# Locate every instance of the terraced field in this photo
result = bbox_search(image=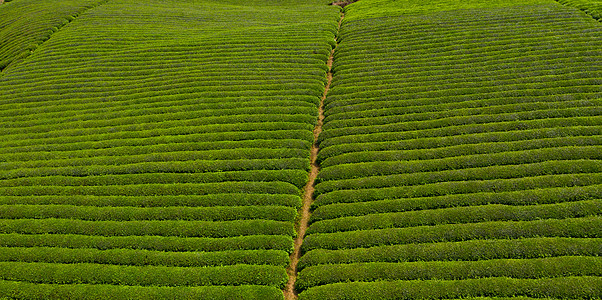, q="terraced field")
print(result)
[1,0,601,299]
[298,0,602,299]
[0,0,339,298]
